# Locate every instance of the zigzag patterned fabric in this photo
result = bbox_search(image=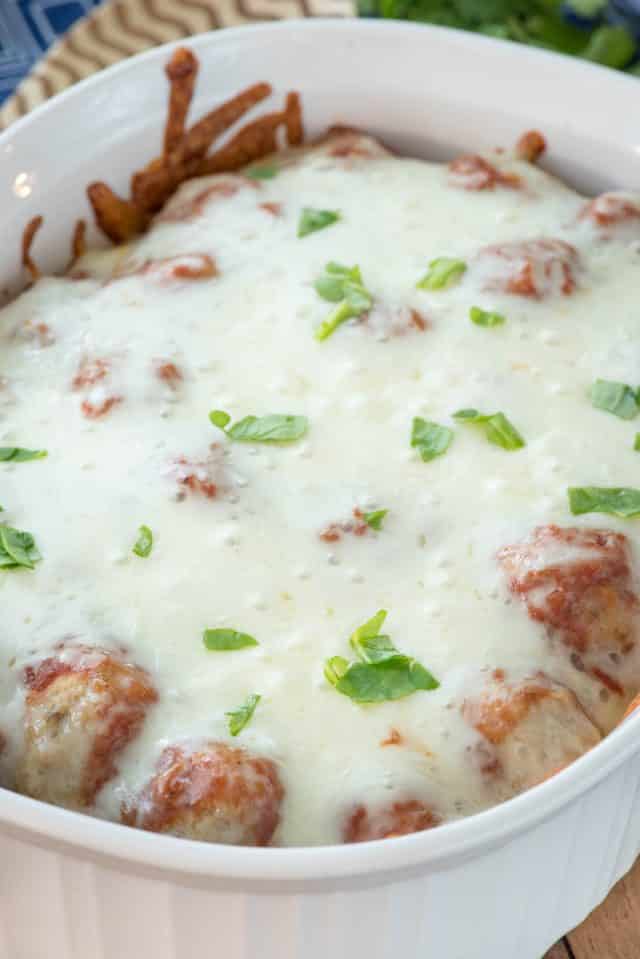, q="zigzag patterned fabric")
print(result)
[0,0,352,129]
